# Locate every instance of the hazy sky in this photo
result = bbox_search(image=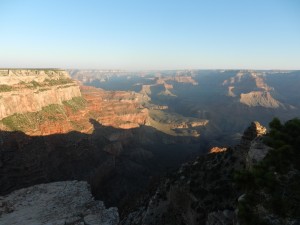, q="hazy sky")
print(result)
[0,0,299,70]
